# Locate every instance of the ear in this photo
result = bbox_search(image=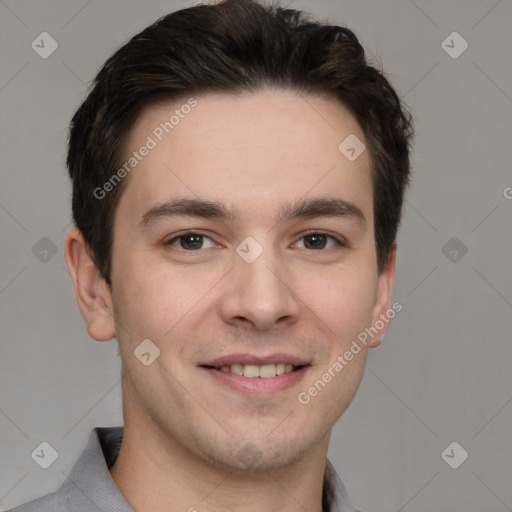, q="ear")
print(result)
[368,242,397,348]
[64,227,116,341]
